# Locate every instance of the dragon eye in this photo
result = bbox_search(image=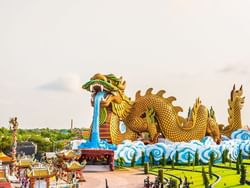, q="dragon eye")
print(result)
[140,112,146,118]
